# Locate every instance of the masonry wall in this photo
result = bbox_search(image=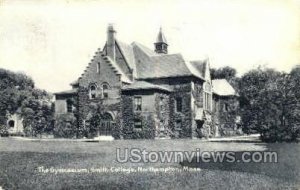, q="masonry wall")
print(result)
[144,77,194,138]
[55,94,77,115]
[154,92,171,138]
[121,90,157,139]
[77,51,124,137]
[192,79,213,138]
[212,95,241,136]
